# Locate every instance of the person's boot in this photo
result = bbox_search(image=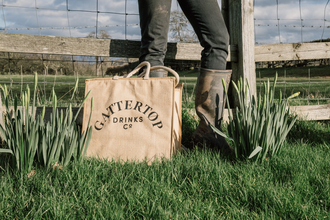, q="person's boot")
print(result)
[138,67,168,77]
[150,69,168,77]
[191,68,232,153]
